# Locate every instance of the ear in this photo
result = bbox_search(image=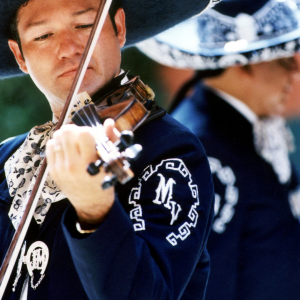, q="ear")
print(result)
[114,8,126,48]
[8,40,29,74]
[235,65,253,79]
